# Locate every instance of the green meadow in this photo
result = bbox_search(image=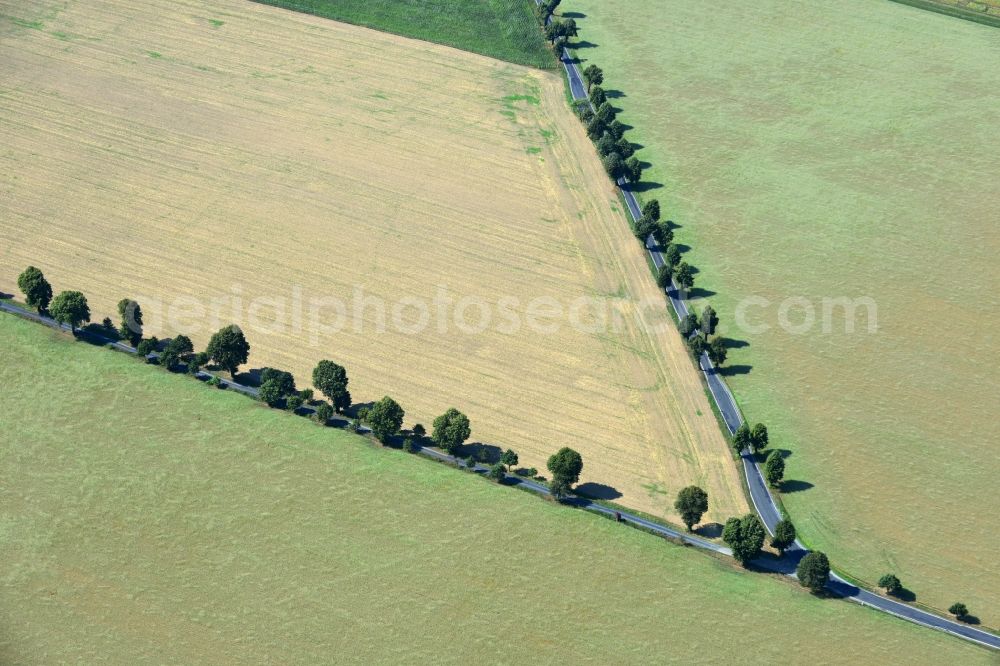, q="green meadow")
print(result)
[563,0,1000,626]
[0,313,990,662]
